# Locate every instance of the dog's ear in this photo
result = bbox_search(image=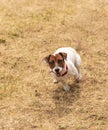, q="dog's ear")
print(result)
[59,52,67,59]
[43,55,51,63]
